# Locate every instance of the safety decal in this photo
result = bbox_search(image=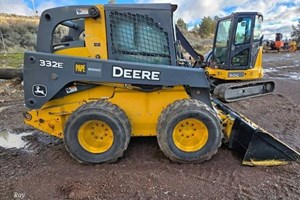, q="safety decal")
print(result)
[65,86,78,94]
[76,8,89,15]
